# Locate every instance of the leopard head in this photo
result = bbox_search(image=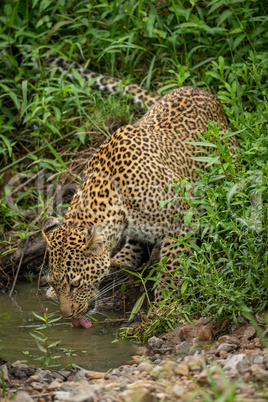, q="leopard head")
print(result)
[42,217,110,319]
